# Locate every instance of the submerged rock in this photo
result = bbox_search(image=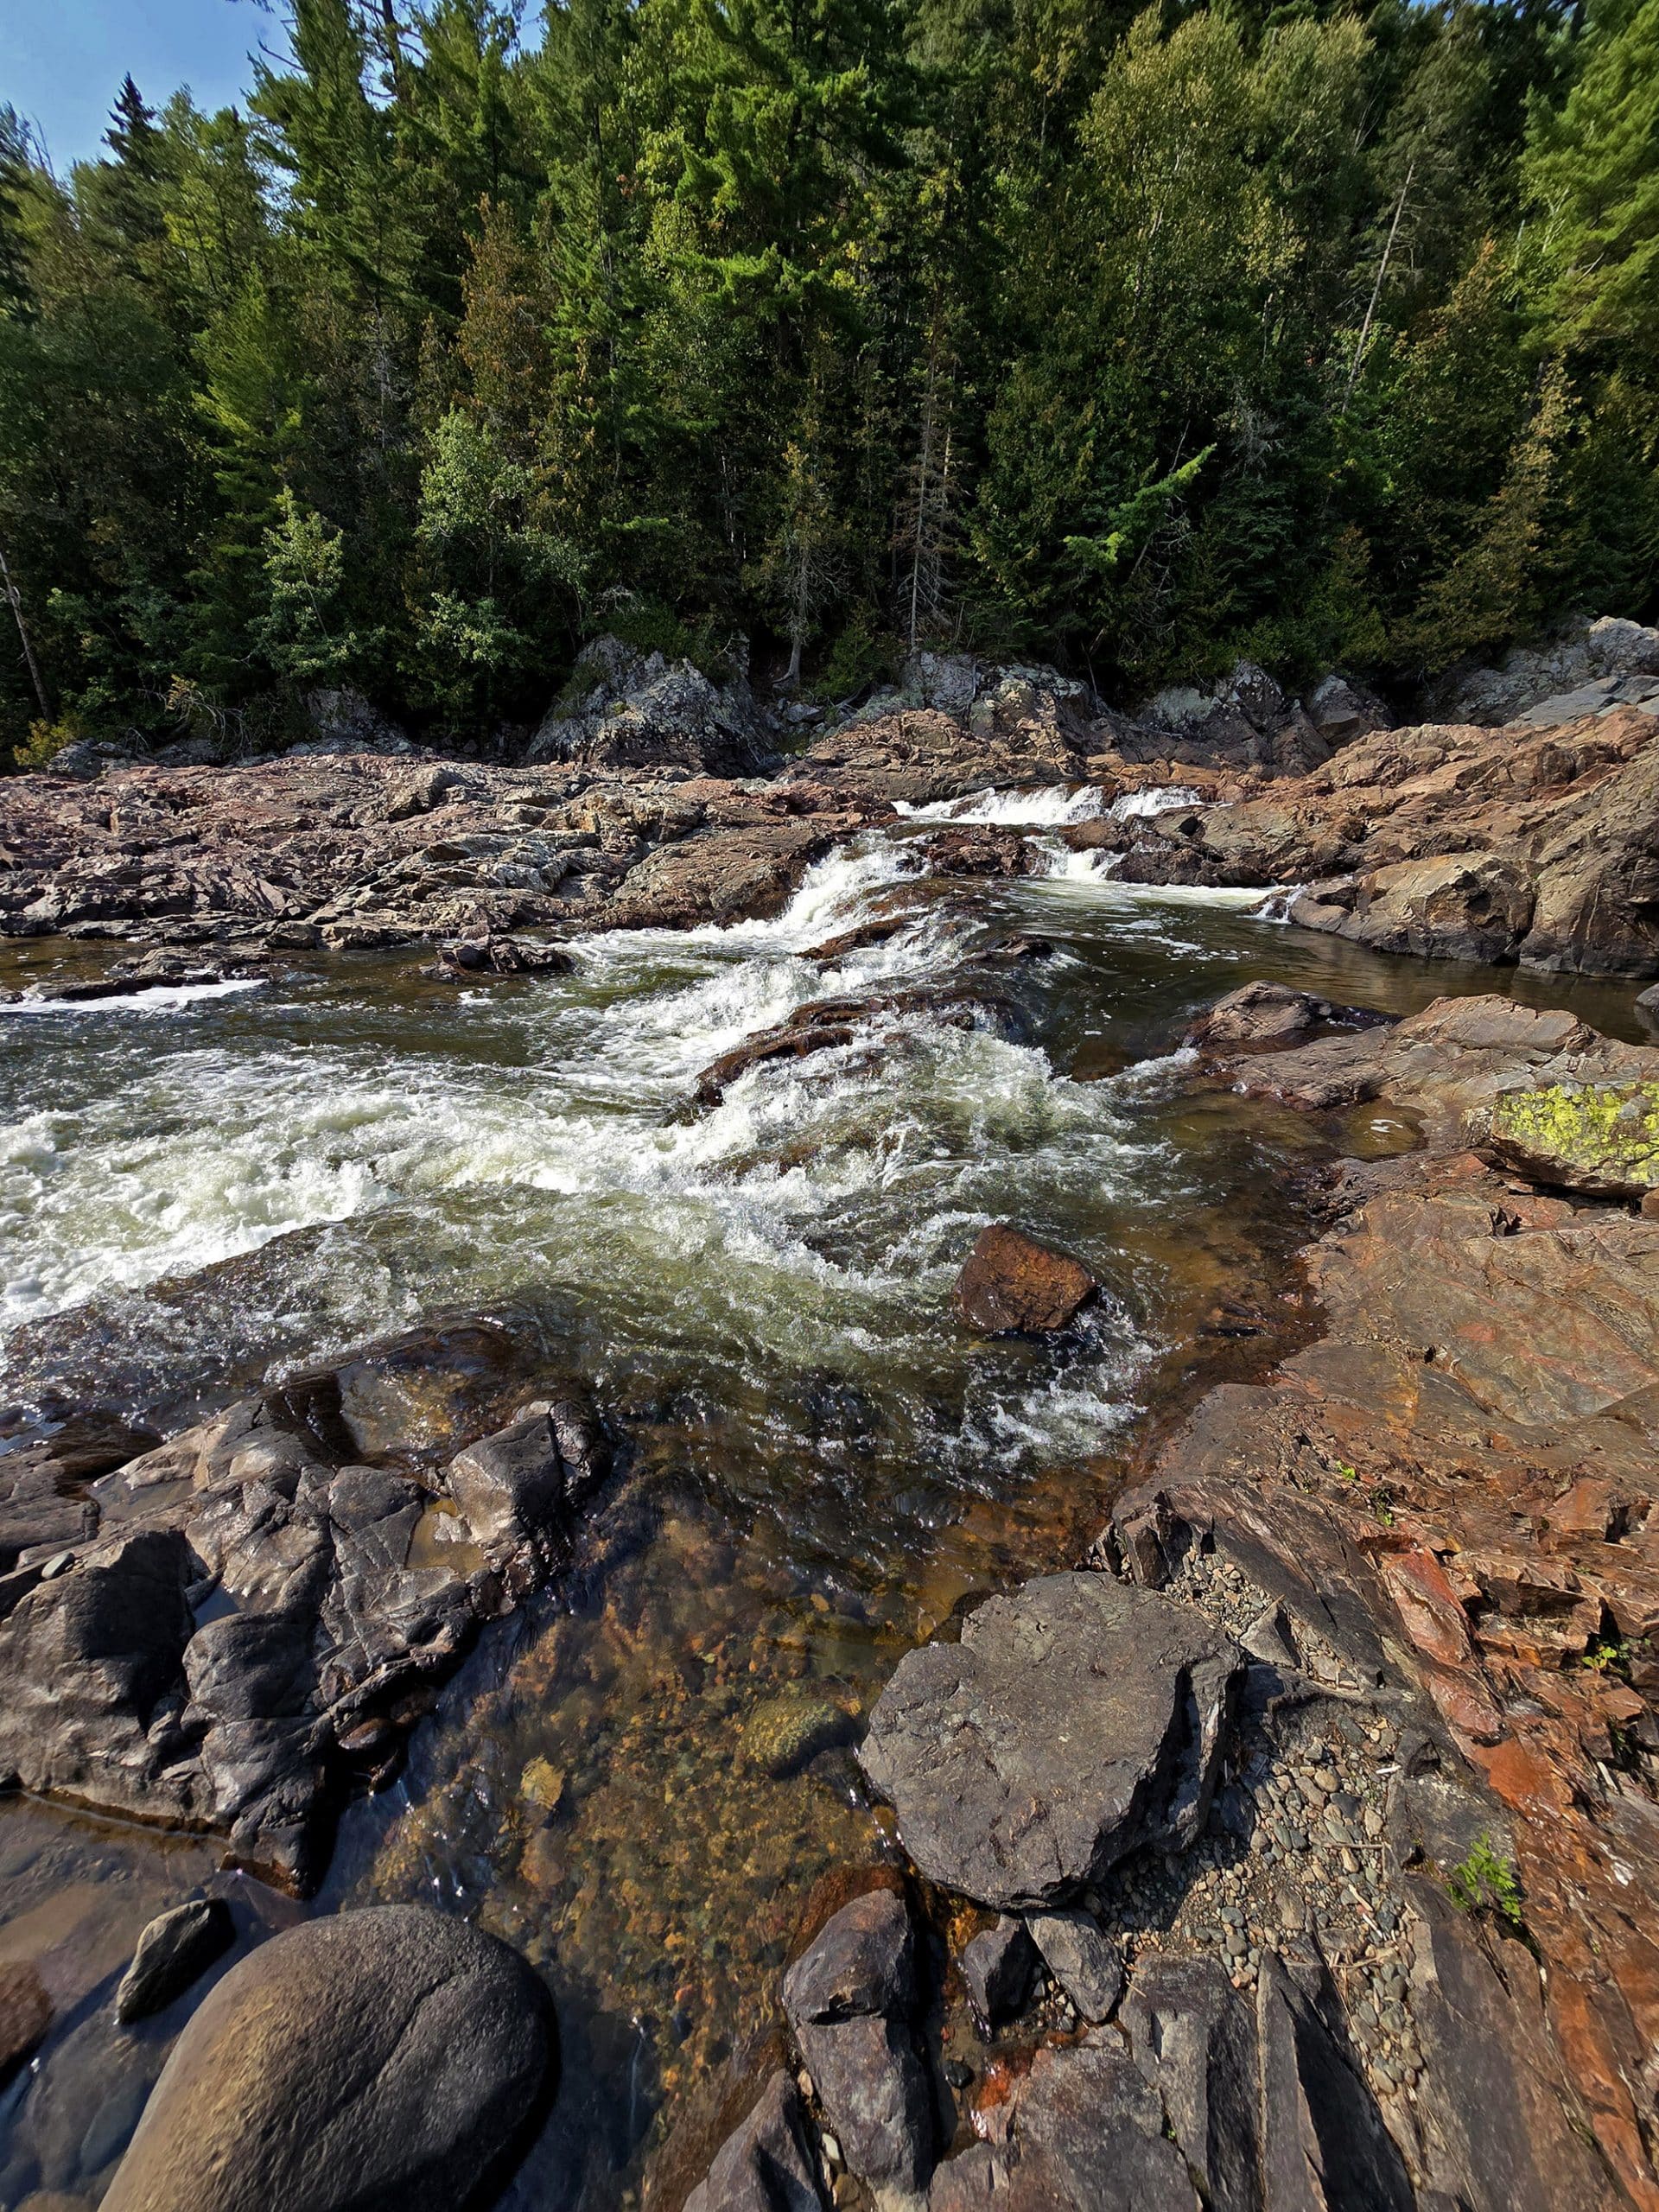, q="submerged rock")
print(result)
[0,1962,52,2078]
[954,1225,1097,1335]
[102,1906,553,2212]
[115,1898,235,2024]
[858,1573,1240,1910]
